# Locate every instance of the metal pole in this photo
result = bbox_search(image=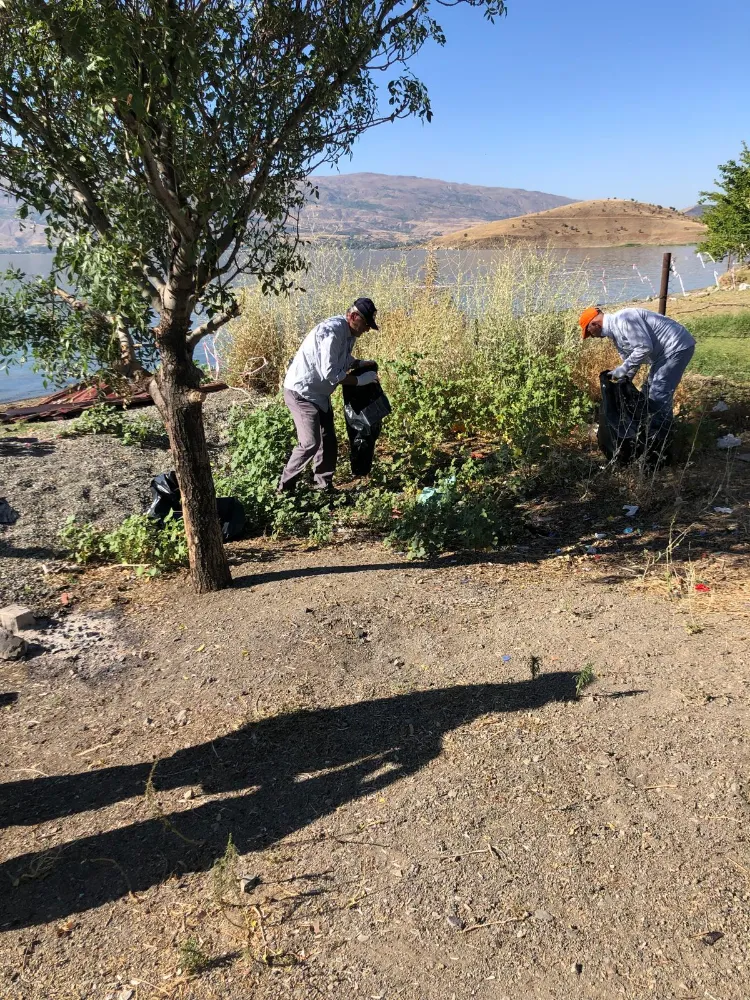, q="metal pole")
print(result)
[658,252,671,315]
